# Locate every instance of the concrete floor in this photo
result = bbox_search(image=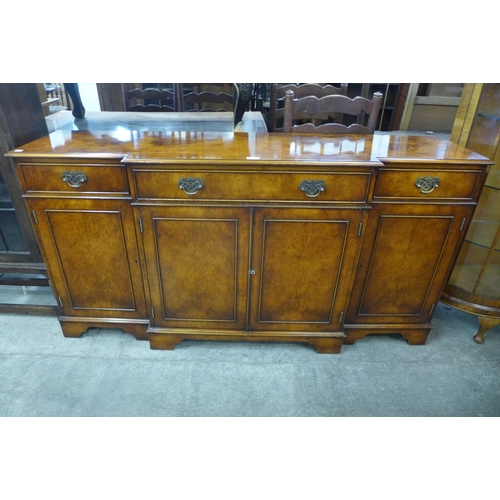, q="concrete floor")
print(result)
[0,286,499,416]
